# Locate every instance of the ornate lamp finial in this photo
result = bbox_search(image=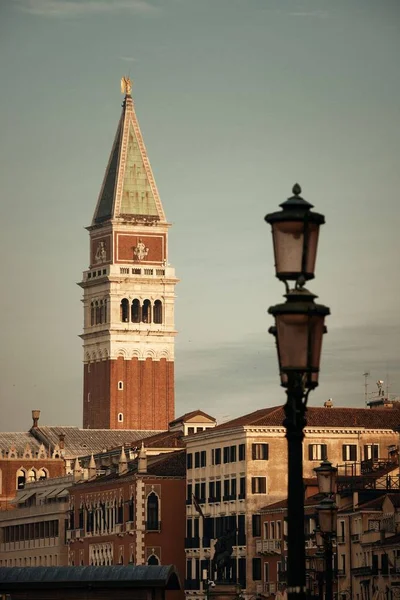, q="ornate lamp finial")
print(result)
[292,183,302,196]
[121,76,132,96]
